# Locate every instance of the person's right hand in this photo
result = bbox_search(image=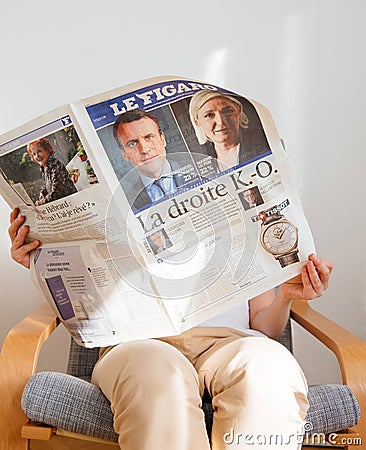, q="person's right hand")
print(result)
[8,208,40,269]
